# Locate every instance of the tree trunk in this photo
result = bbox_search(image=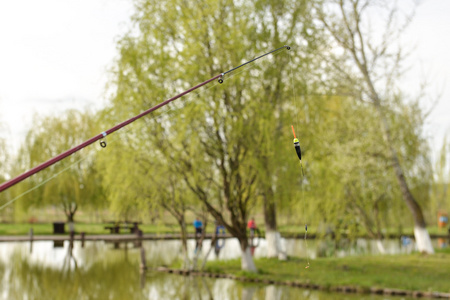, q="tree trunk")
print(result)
[414,226,434,254]
[241,247,257,272]
[201,228,218,270]
[263,189,277,254]
[192,217,207,270]
[66,212,75,233]
[394,163,434,253]
[374,102,434,254]
[320,0,435,255]
[374,201,386,254]
[237,234,257,272]
[376,239,386,254]
[265,230,287,260]
[178,217,190,269]
[64,202,77,234]
[263,188,286,259]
